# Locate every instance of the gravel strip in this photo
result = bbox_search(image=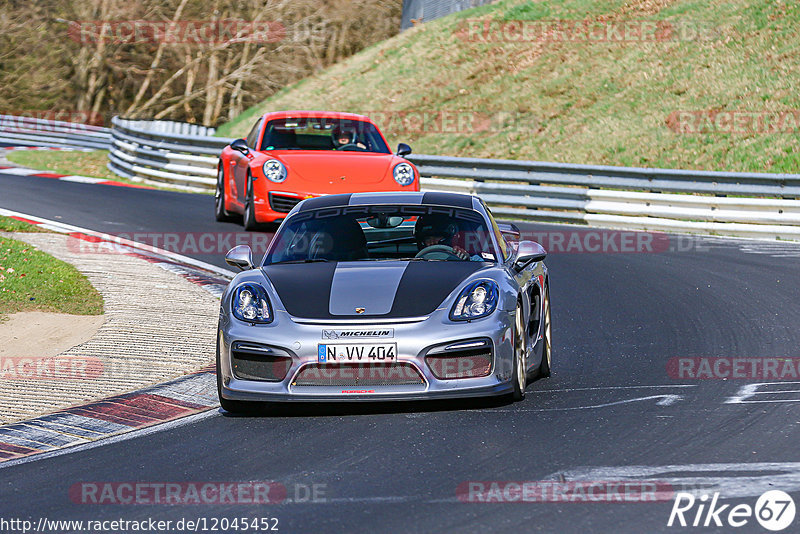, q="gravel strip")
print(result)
[0,232,219,423]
